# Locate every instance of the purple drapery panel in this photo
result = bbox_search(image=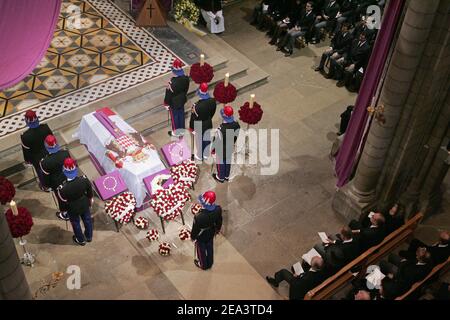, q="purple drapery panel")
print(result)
[0,0,61,90]
[334,0,405,187]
